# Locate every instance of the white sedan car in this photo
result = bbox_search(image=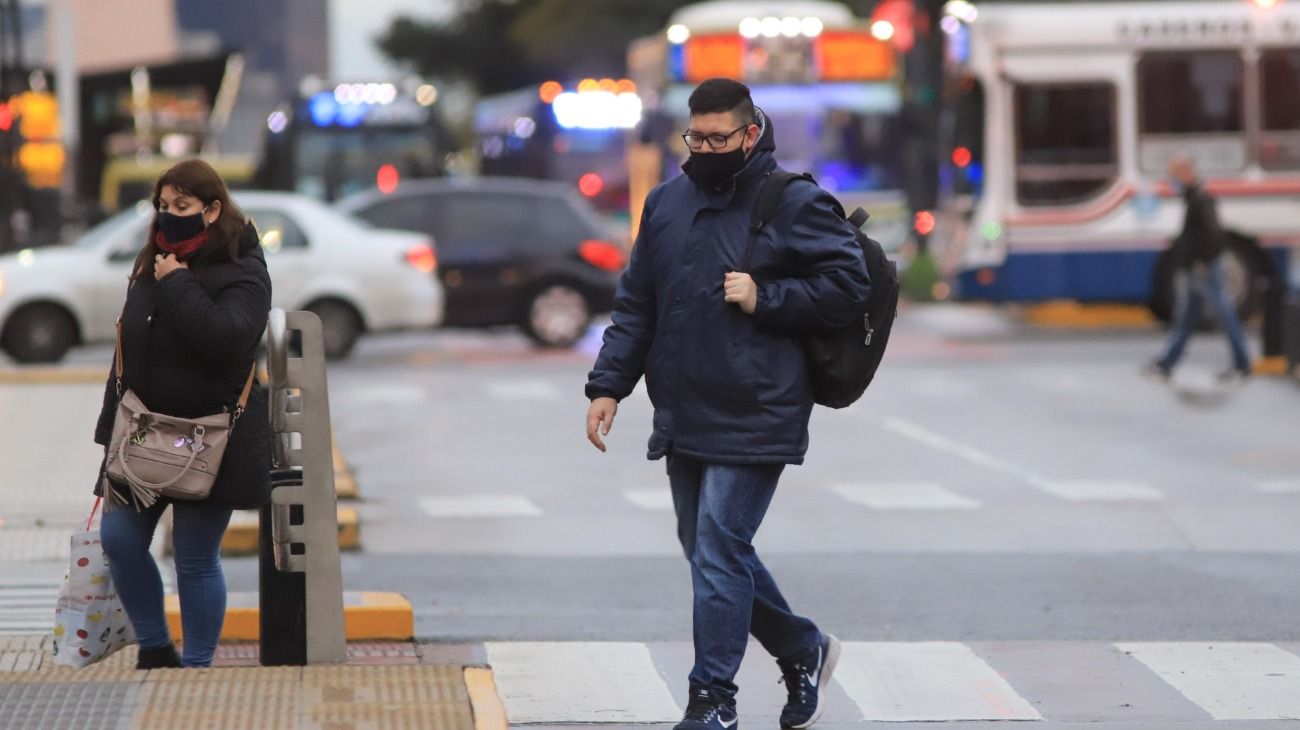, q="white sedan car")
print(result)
[0,191,443,362]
